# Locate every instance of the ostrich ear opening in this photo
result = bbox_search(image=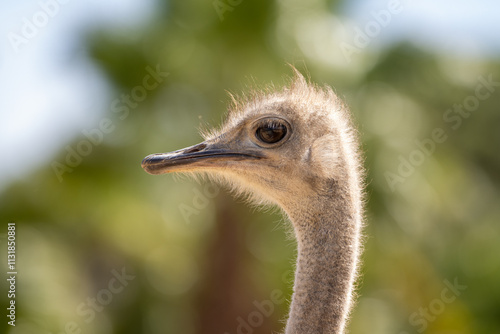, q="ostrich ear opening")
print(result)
[309,135,342,178]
